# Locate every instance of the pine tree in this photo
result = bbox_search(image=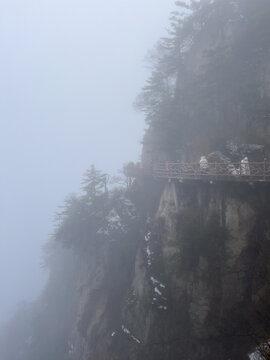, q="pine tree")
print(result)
[81,165,108,200]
